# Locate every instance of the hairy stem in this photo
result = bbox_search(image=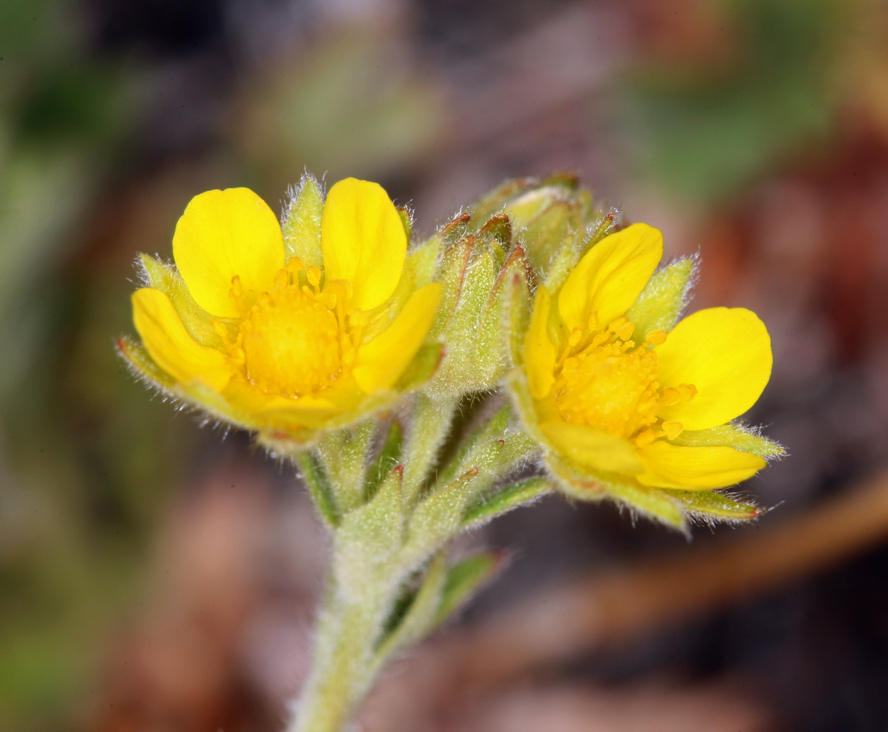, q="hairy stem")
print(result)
[287,565,395,732]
